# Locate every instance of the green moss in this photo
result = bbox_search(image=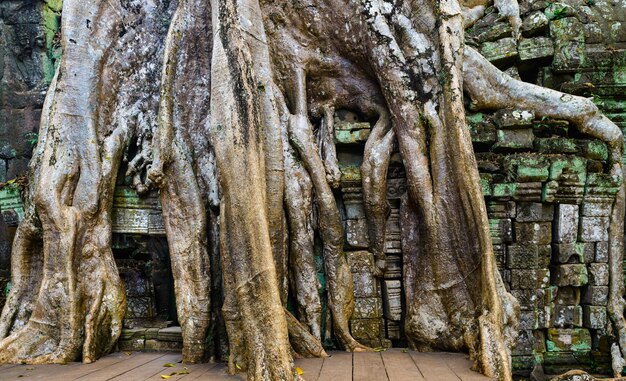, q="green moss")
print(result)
[42,1,63,83]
